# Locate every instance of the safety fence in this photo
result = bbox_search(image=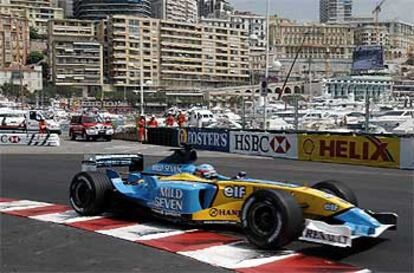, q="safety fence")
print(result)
[115,128,414,170]
[0,133,60,146]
